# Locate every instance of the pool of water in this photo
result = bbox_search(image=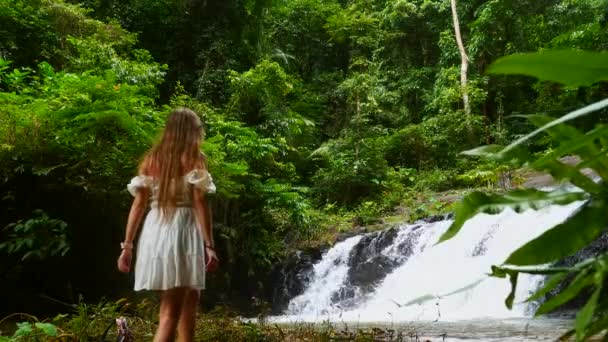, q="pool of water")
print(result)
[392,318,572,341]
[274,318,576,341]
